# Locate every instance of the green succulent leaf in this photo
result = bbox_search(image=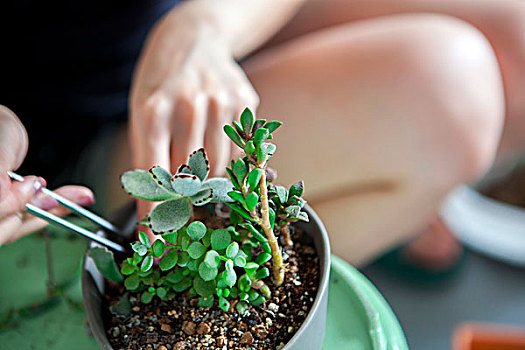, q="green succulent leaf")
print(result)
[286,205,302,218]
[234,255,247,268]
[211,229,232,250]
[201,178,234,203]
[289,180,305,200]
[238,274,252,293]
[121,170,179,201]
[170,174,202,197]
[245,192,259,212]
[227,190,245,204]
[255,267,270,279]
[296,211,309,222]
[188,242,206,259]
[140,255,154,272]
[225,262,237,287]
[225,168,240,190]
[187,221,207,241]
[269,207,276,229]
[232,120,244,135]
[194,276,216,297]
[149,198,191,233]
[240,223,267,242]
[225,242,239,259]
[138,231,151,247]
[236,301,249,316]
[219,297,230,312]
[176,164,192,174]
[253,119,266,130]
[204,250,220,268]
[109,293,132,316]
[120,260,135,275]
[148,166,174,192]
[166,269,185,283]
[188,148,210,182]
[199,295,214,308]
[152,240,165,257]
[251,295,266,307]
[157,287,168,301]
[232,159,249,183]
[124,274,140,290]
[88,247,124,283]
[240,108,255,135]
[253,128,269,147]
[275,185,288,204]
[202,228,213,247]
[244,141,256,156]
[189,187,214,206]
[247,168,263,191]
[264,120,283,133]
[131,242,148,256]
[224,124,245,148]
[141,291,154,304]
[162,231,178,245]
[177,251,190,267]
[257,143,276,163]
[255,253,272,265]
[245,262,259,275]
[159,250,179,271]
[173,277,192,292]
[198,260,218,281]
